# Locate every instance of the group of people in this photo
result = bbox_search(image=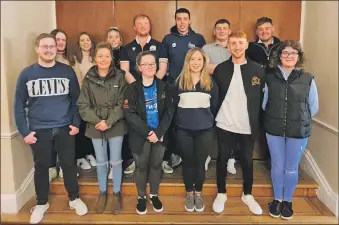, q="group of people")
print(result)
[14,7,319,224]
